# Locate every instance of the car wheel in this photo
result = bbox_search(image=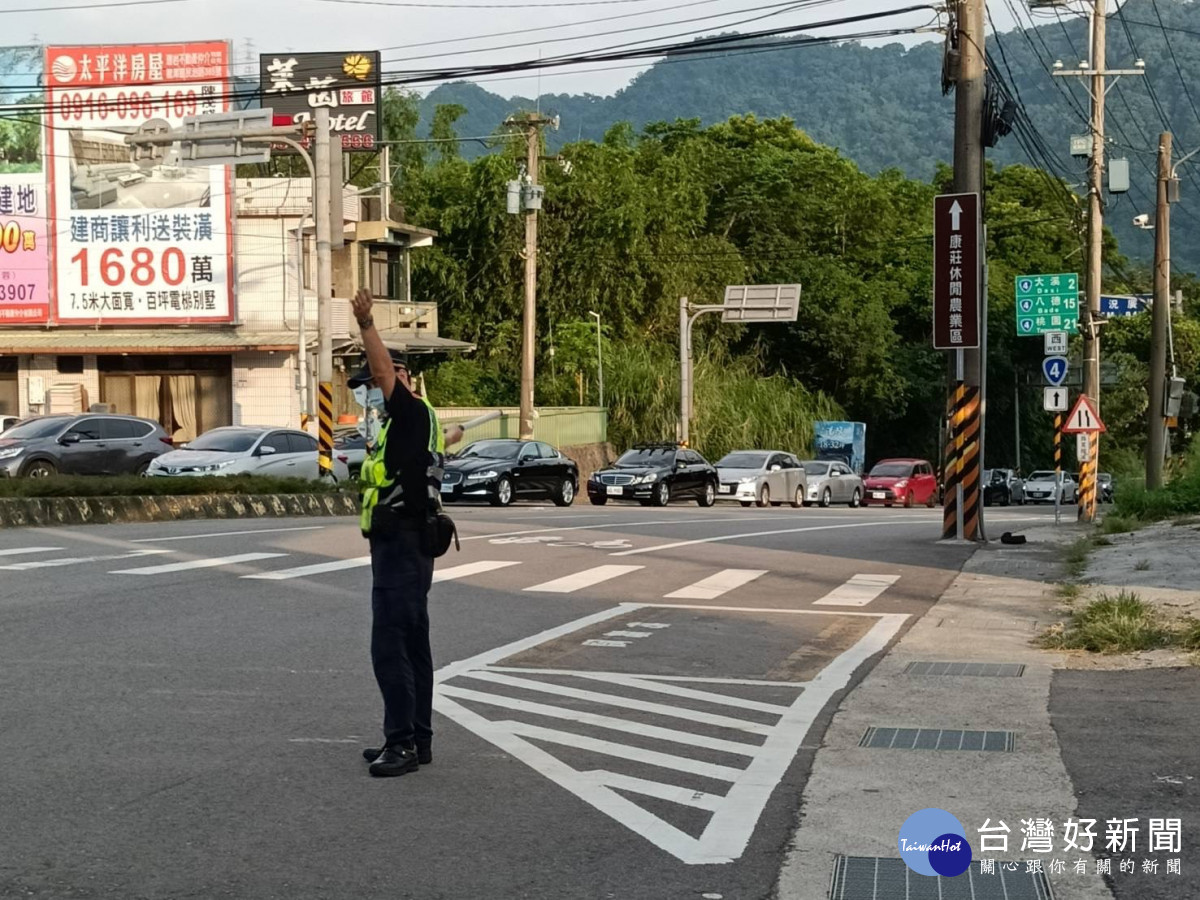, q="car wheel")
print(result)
[791,486,804,508]
[740,500,752,508]
[135,462,151,476]
[904,491,914,509]
[651,481,671,507]
[849,488,862,508]
[756,485,770,508]
[1001,490,1011,507]
[23,460,57,478]
[697,481,716,507]
[925,491,936,508]
[553,477,575,507]
[819,488,832,508]
[490,476,514,507]
[588,494,607,506]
